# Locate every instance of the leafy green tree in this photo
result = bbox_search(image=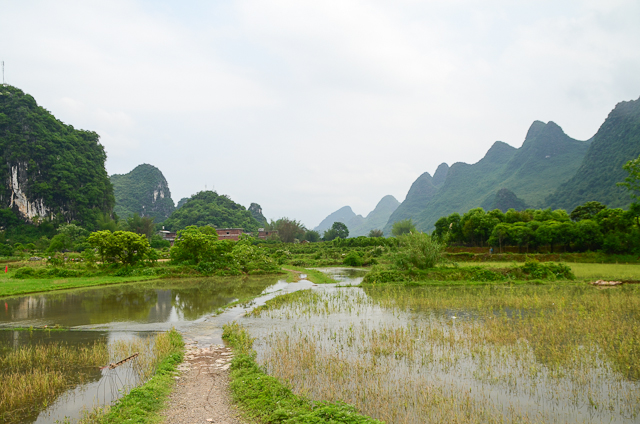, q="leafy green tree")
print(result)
[96,212,118,232]
[368,229,384,238]
[87,230,150,265]
[391,219,416,237]
[170,226,220,264]
[47,224,89,253]
[271,218,306,243]
[323,222,349,241]
[394,231,444,270]
[570,201,607,222]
